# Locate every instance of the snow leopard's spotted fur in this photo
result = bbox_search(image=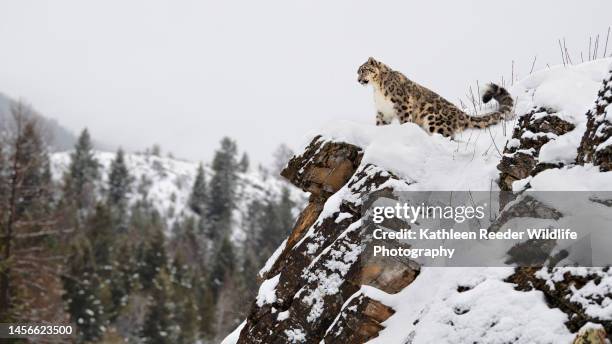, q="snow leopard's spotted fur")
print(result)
[358,57,514,137]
